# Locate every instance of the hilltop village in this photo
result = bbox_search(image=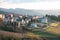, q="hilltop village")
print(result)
[0,13,60,33]
[0,13,50,32]
[0,13,60,40]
